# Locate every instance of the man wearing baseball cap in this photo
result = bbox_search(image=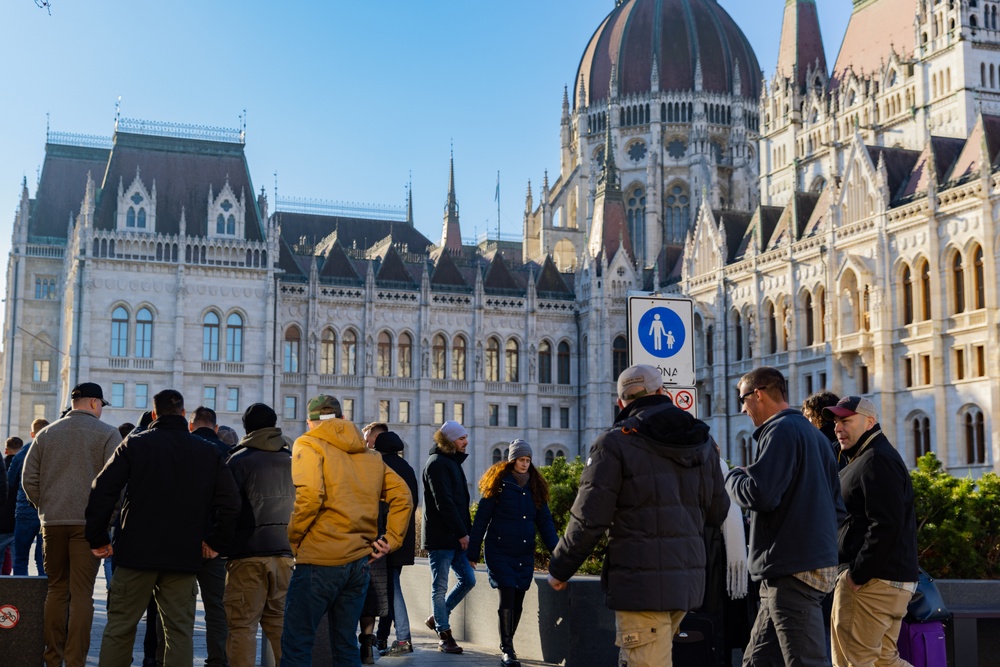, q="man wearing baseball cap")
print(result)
[547,364,730,667]
[281,395,412,666]
[824,396,918,667]
[22,381,121,667]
